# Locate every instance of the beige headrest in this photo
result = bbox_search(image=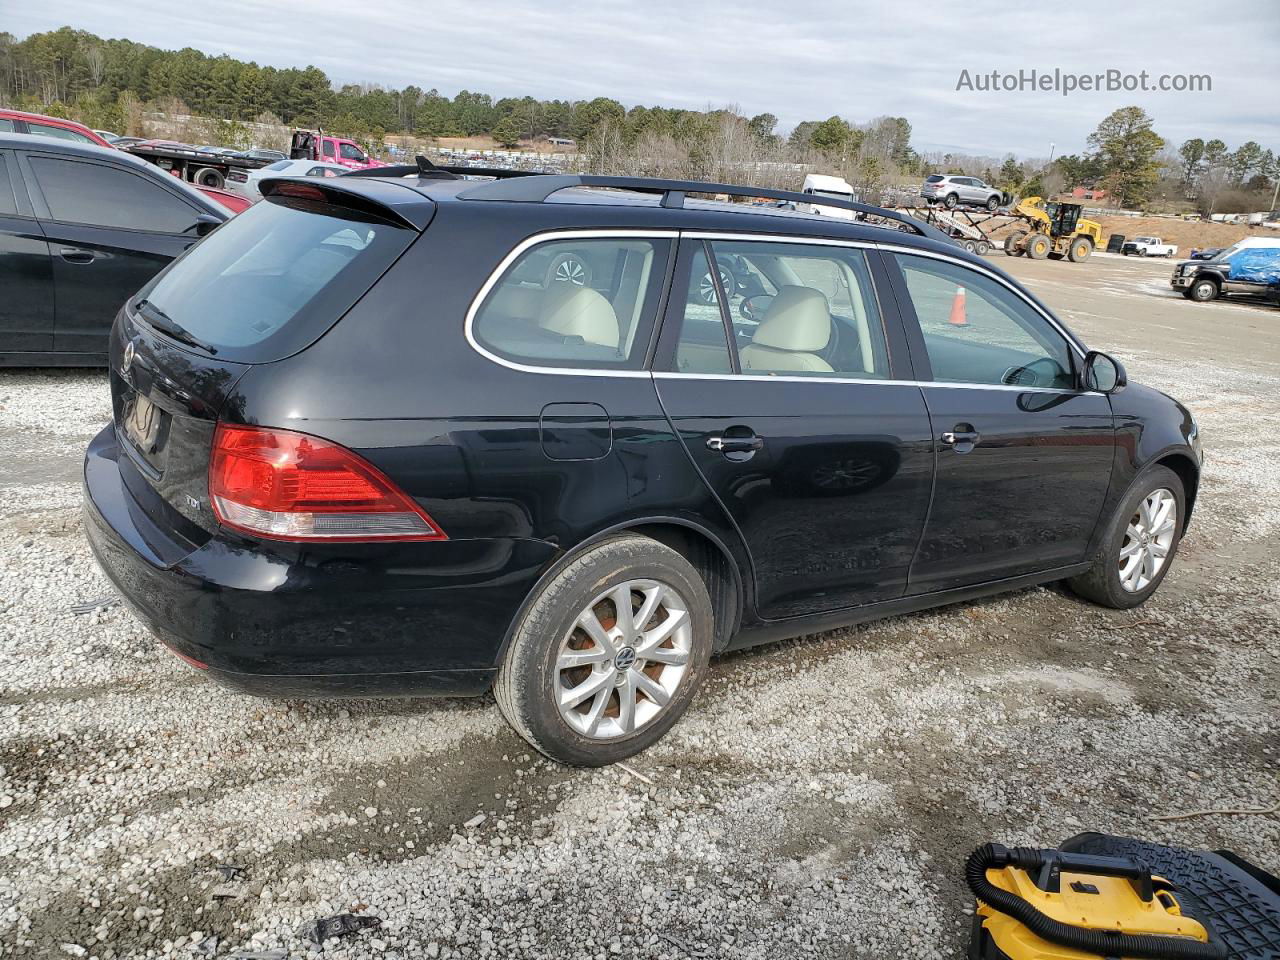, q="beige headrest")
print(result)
[752,285,831,352]
[538,283,619,348]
